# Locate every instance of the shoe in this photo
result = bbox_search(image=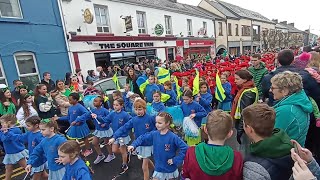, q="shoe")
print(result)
[83,149,93,157]
[119,164,129,175]
[104,154,116,163]
[93,154,105,164]
[127,152,131,164]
